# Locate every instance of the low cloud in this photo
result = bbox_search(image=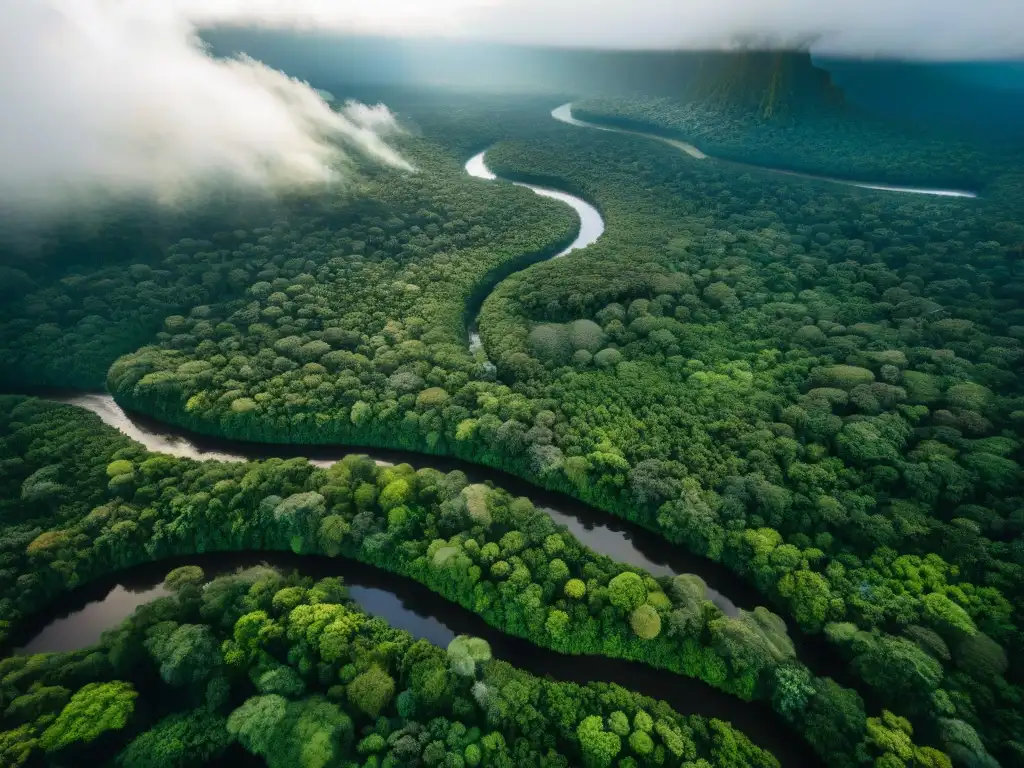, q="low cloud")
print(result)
[0,1,410,224]
[2,0,1018,225]
[183,0,1024,59]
